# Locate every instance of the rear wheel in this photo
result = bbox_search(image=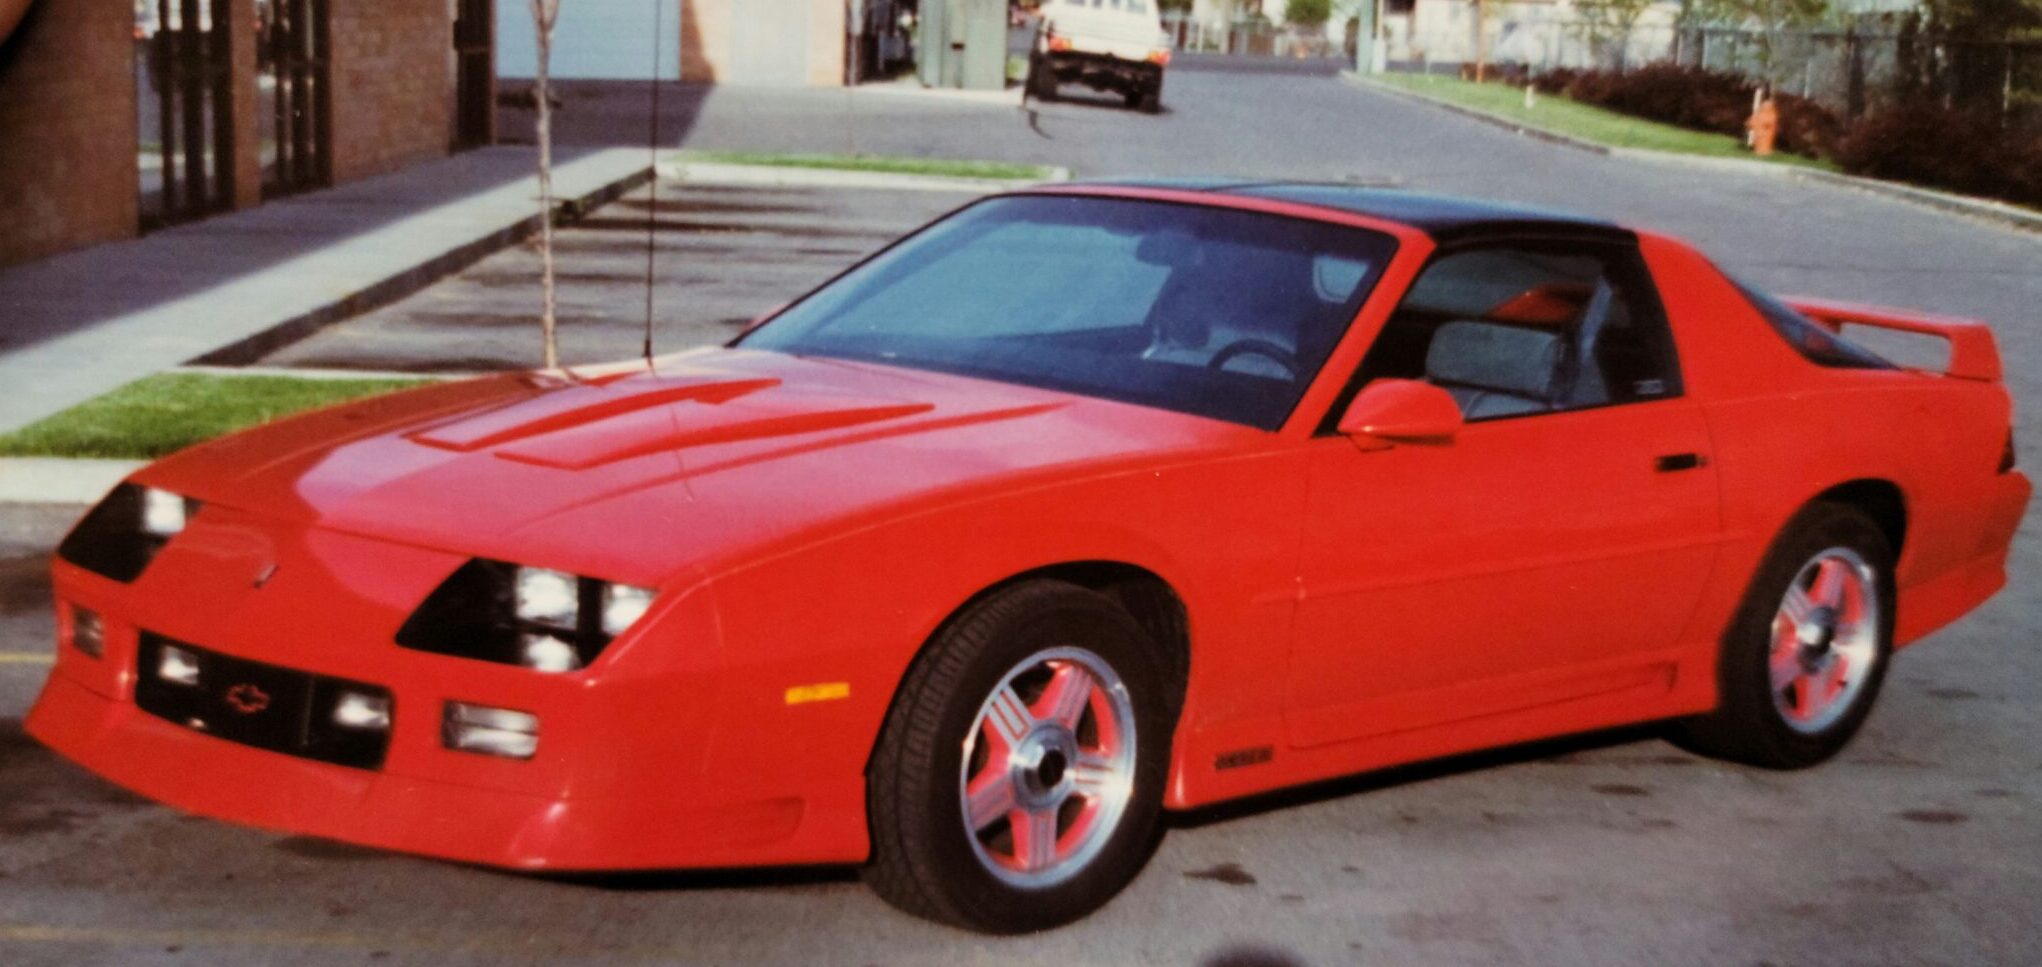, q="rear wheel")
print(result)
[1677,503,1895,769]
[1126,75,1164,113]
[864,580,1172,933]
